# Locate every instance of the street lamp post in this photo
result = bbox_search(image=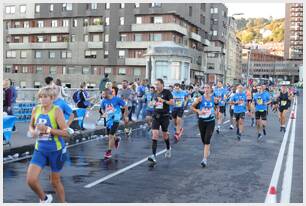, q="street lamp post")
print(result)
[247,49,251,86]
